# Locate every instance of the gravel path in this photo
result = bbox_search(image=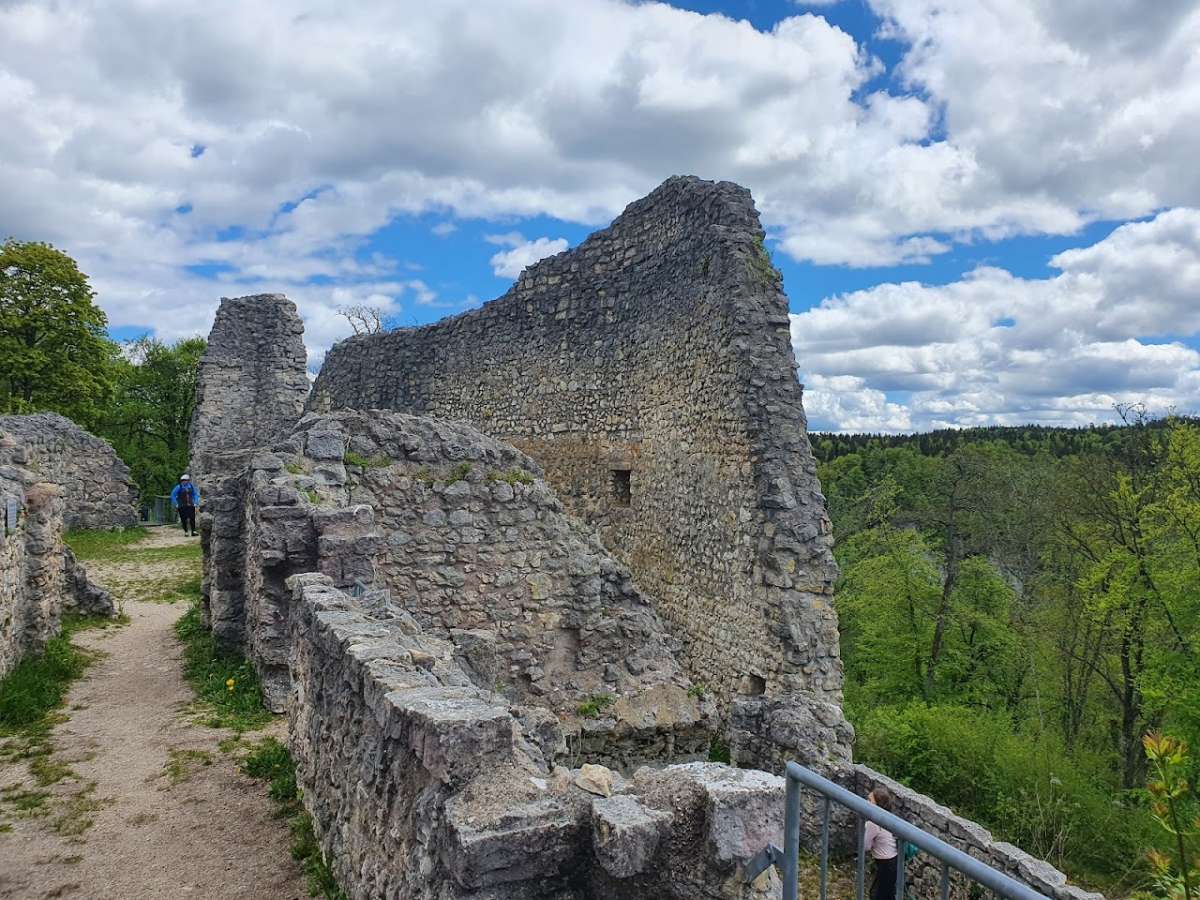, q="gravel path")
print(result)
[0,528,307,900]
